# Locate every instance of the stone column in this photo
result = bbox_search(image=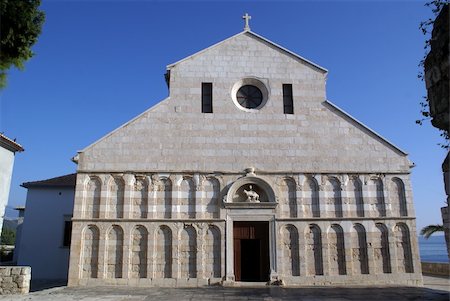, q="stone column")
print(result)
[297,174,306,218]
[220,222,226,279]
[172,175,182,219]
[361,175,370,218]
[146,176,154,219]
[343,225,353,275]
[194,174,205,219]
[123,174,134,219]
[196,223,205,279]
[275,222,284,279]
[298,222,307,277]
[150,179,159,219]
[366,223,375,275]
[99,175,111,219]
[341,182,350,218]
[317,175,327,218]
[295,183,302,219]
[388,221,399,274]
[320,222,330,276]
[147,225,155,278]
[382,176,392,218]
[97,226,107,279]
[269,217,279,281]
[225,215,235,282]
[122,224,130,280]
[172,223,180,279]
